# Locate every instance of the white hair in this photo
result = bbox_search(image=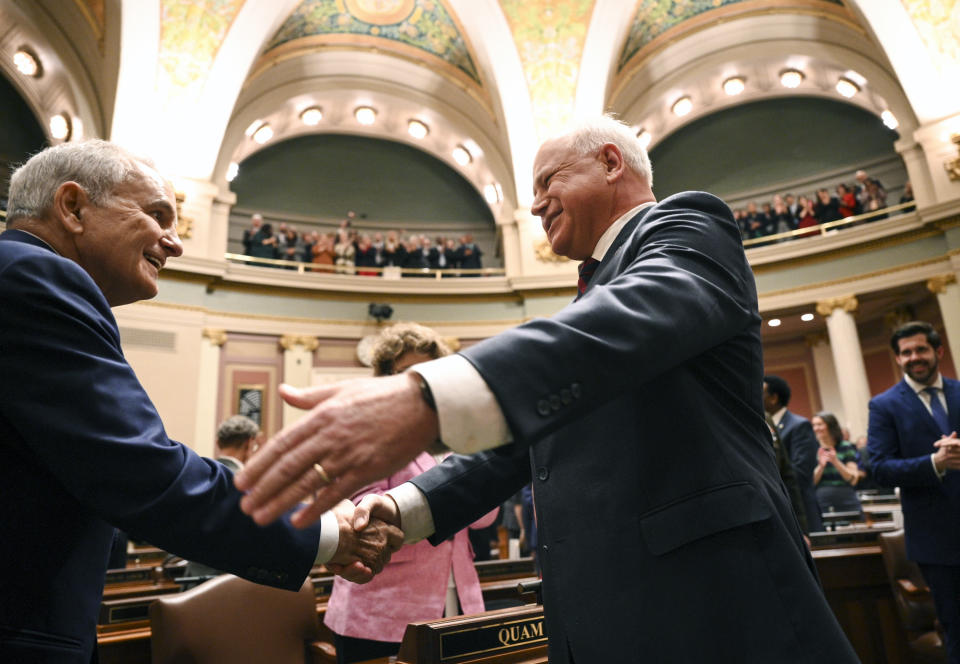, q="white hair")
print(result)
[555,114,653,187]
[7,139,153,224]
